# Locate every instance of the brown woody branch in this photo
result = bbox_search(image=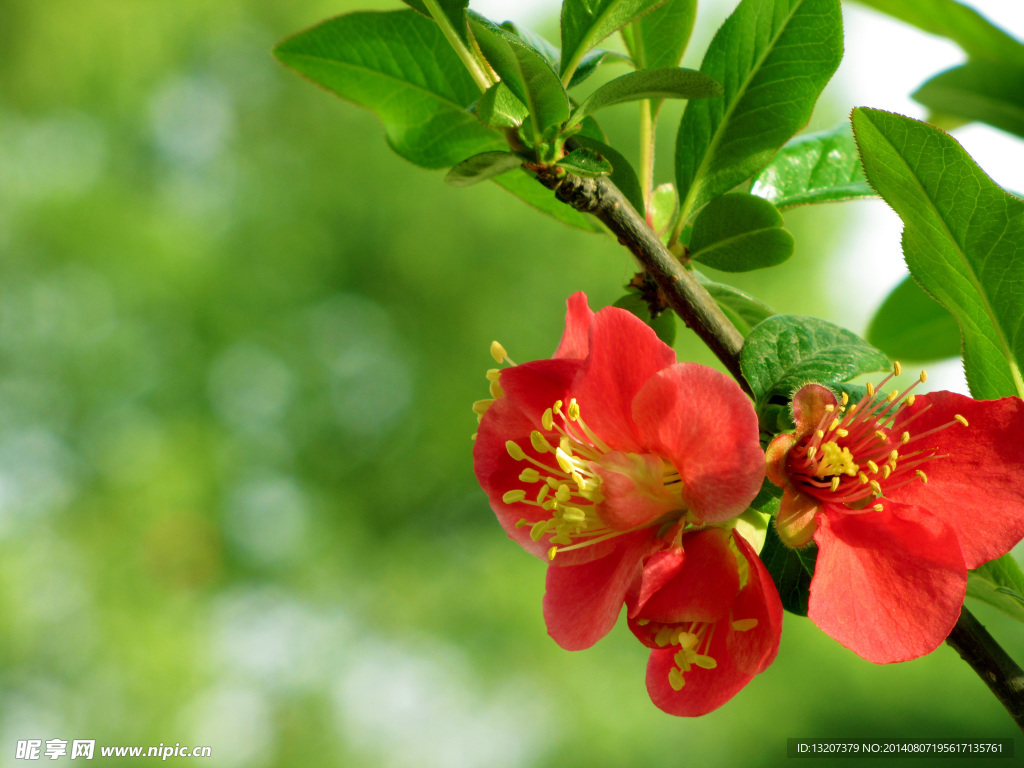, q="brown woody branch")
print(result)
[946,606,1024,732]
[533,169,749,391]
